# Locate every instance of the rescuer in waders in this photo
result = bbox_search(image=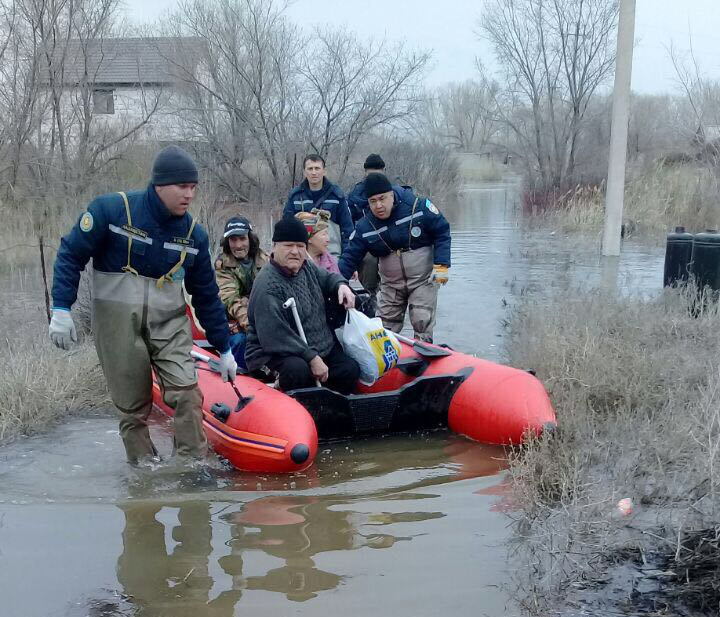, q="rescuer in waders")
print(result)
[49,146,237,465]
[338,172,451,343]
[283,154,353,256]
